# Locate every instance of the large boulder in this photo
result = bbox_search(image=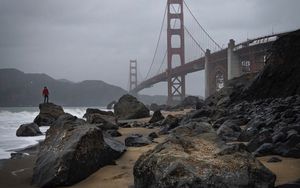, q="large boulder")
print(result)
[34,103,65,127]
[114,95,150,120]
[32,114,126,187]
[16,123,42,137]
[134,122,275,188]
